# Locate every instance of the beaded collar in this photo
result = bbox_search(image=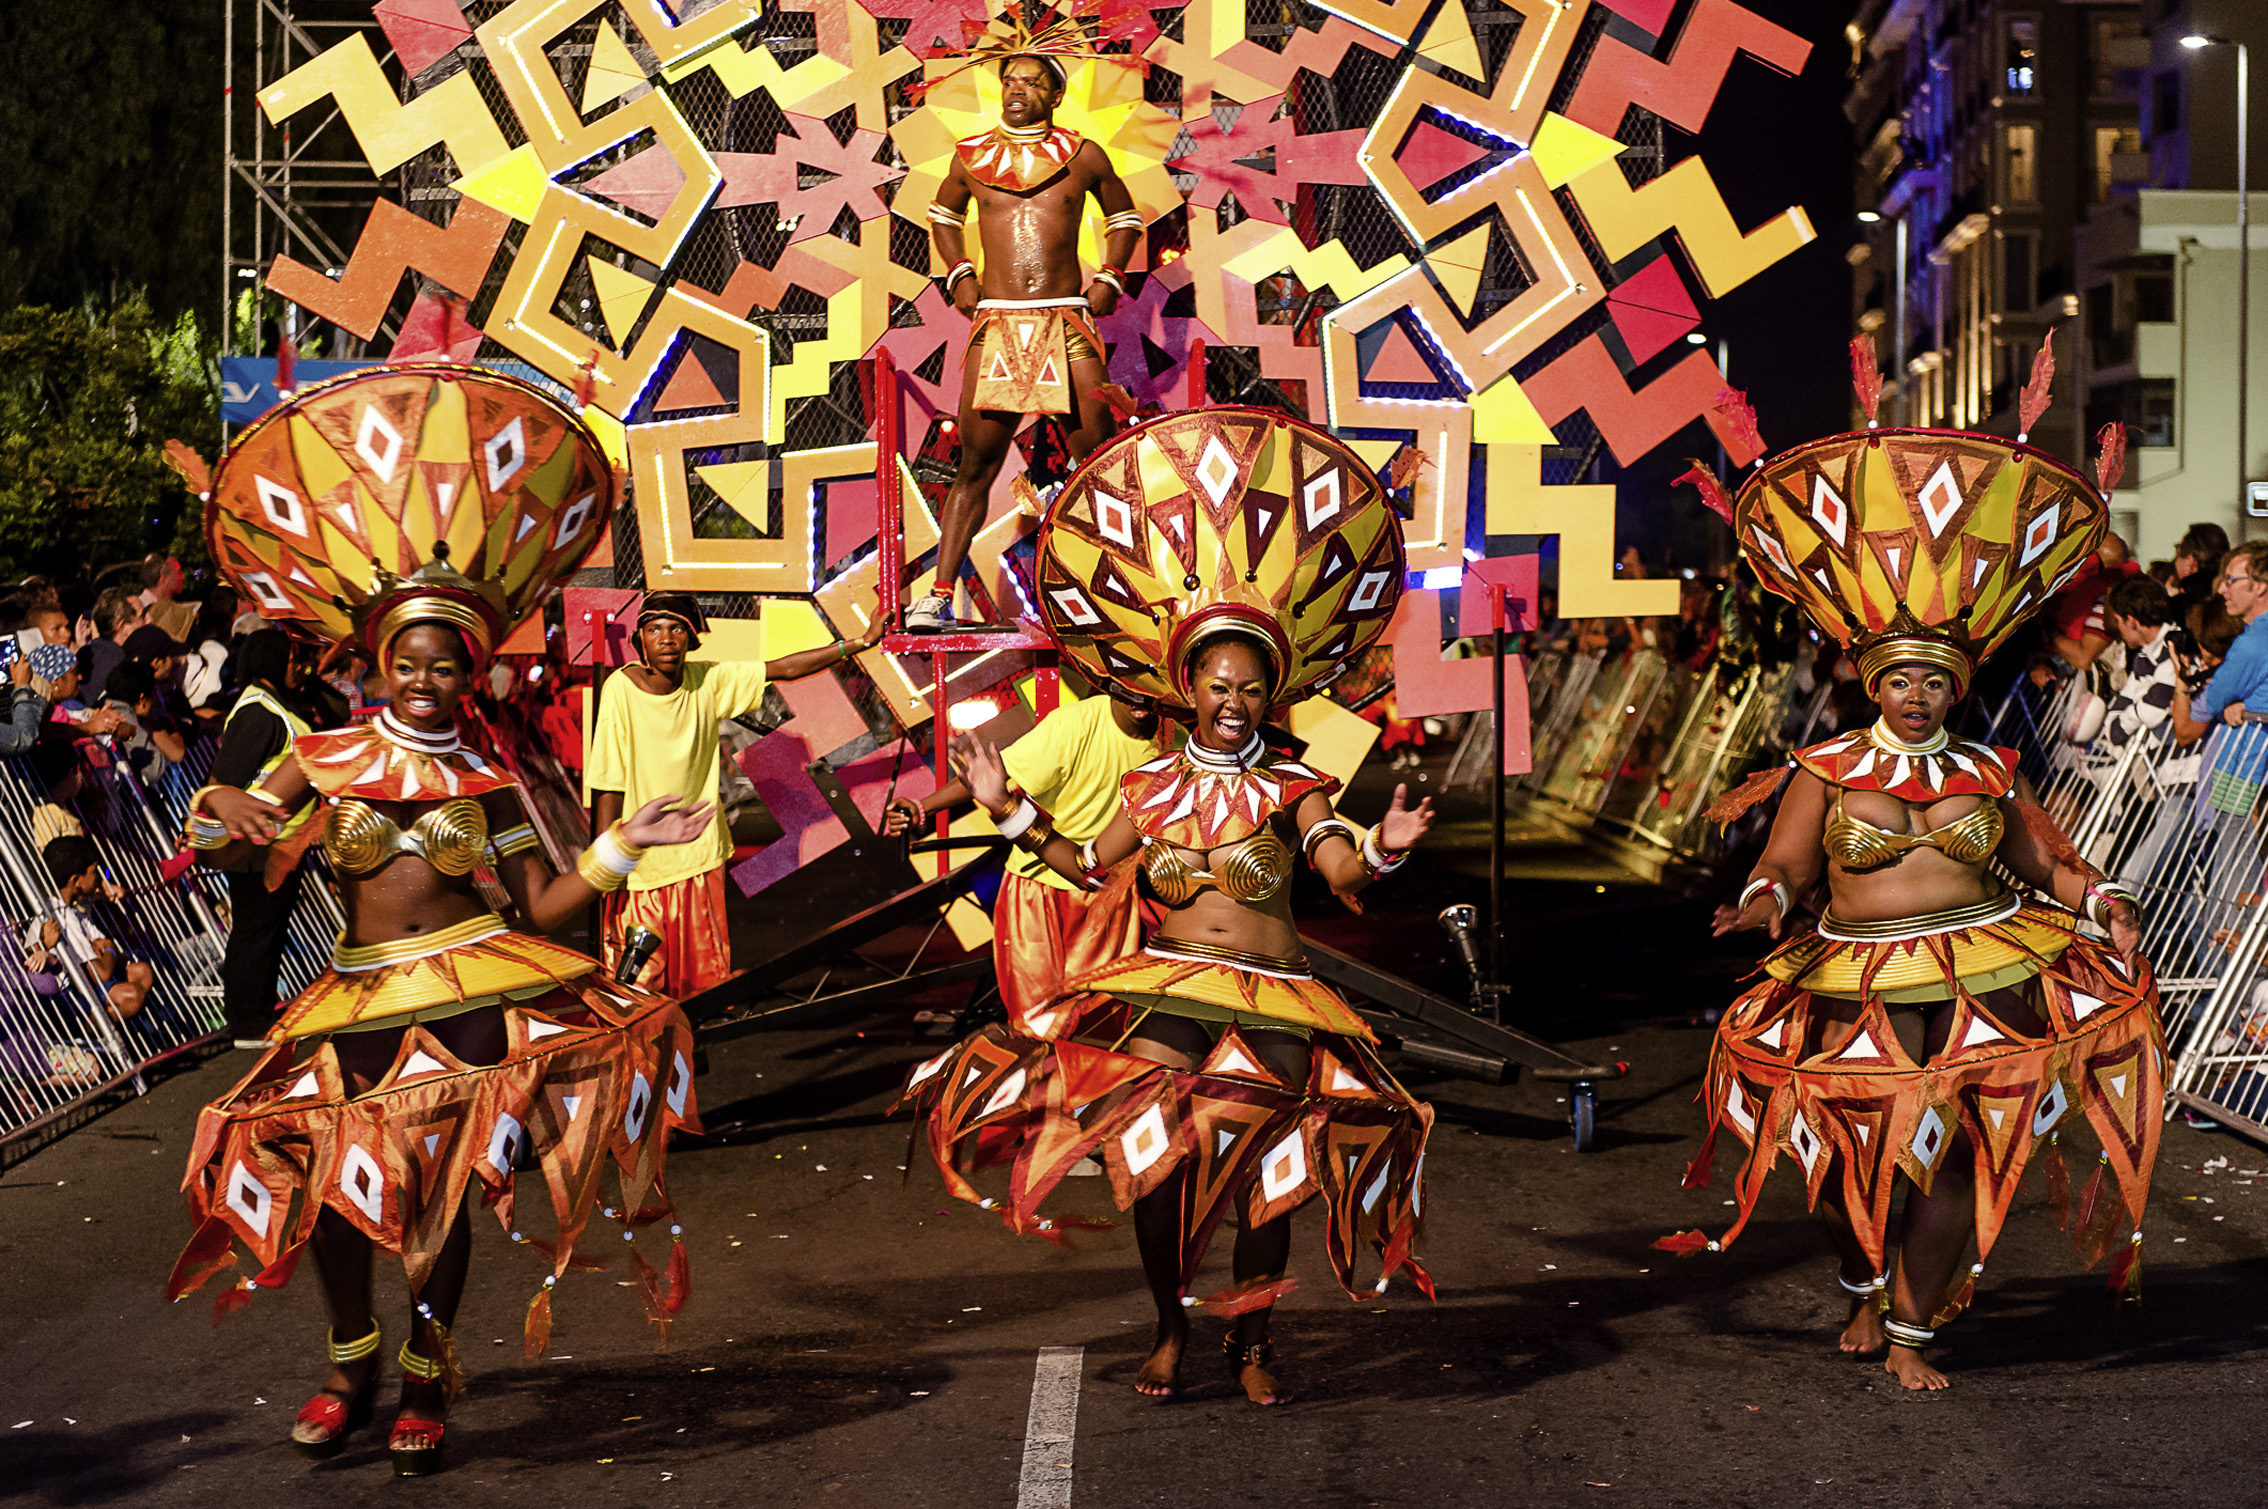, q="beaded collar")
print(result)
[1793,727,2016,804]
[292,722,514,804]
[1182,732,1265,772]
[1120,744,1337,848]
